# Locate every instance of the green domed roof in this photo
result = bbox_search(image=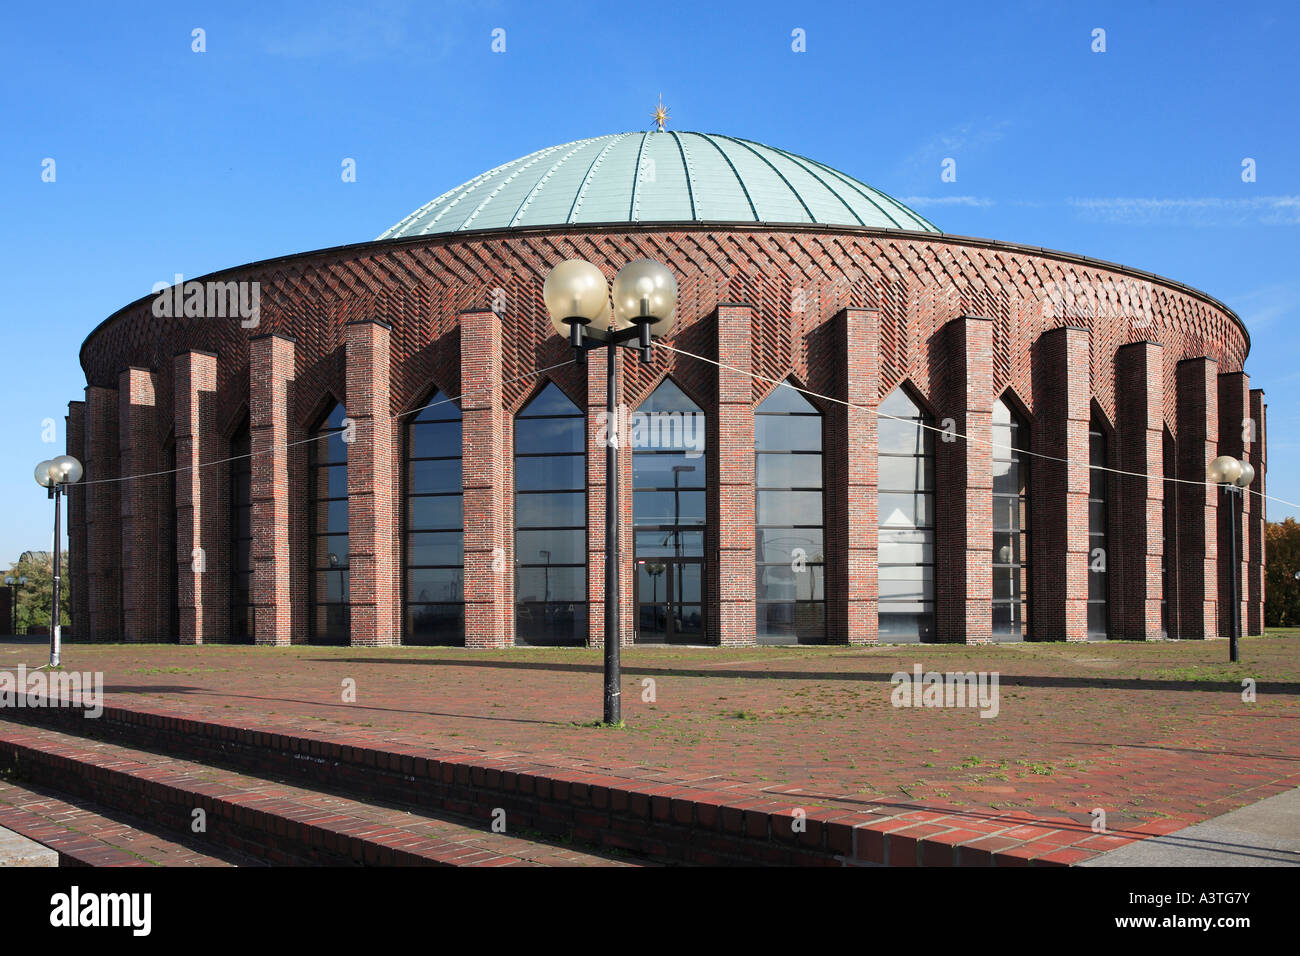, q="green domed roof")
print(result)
[378,132,939,239]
